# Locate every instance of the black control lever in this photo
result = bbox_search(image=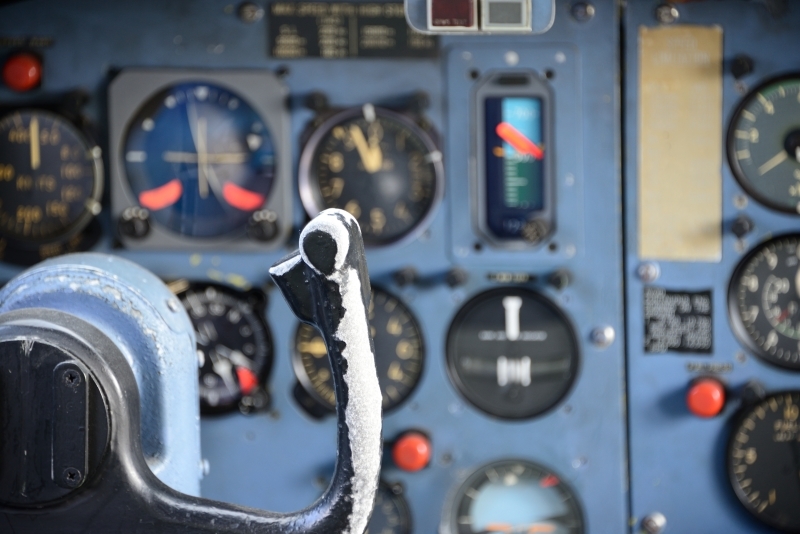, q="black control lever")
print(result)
[0,209,382,534]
